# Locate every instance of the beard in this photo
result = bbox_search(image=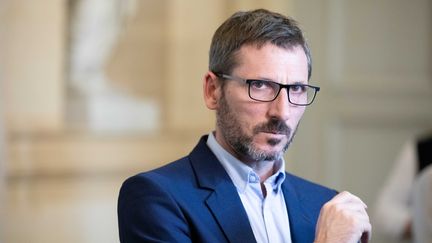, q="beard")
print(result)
[216,91,298,162]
